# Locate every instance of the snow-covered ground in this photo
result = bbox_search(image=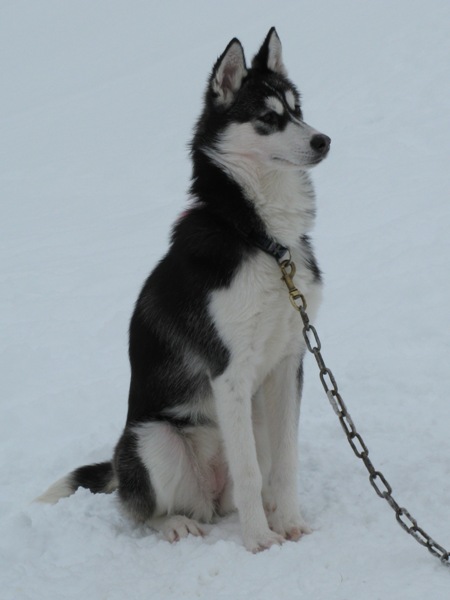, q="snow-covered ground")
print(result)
[1,1,450,598]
